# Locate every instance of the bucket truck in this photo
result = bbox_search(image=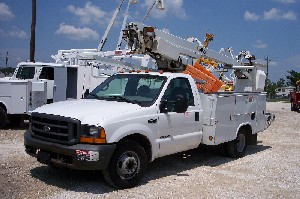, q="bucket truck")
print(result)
[24,22,274,189]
